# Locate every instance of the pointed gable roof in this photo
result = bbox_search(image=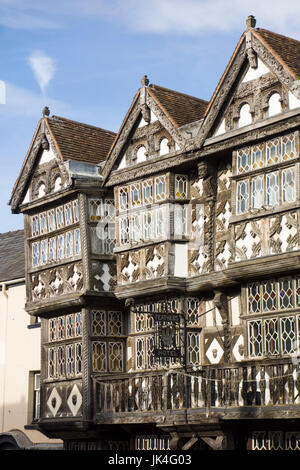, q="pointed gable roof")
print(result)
[9,114,116,213]
[148,84,208,128]
[197,18,300,146]
[253,28,300,81]
[46,115,117,164]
